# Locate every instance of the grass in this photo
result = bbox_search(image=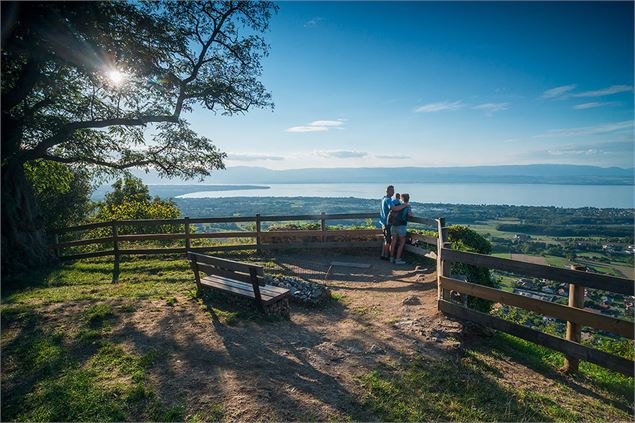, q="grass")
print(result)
[360,334,634,422]
[0,255,253,421]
